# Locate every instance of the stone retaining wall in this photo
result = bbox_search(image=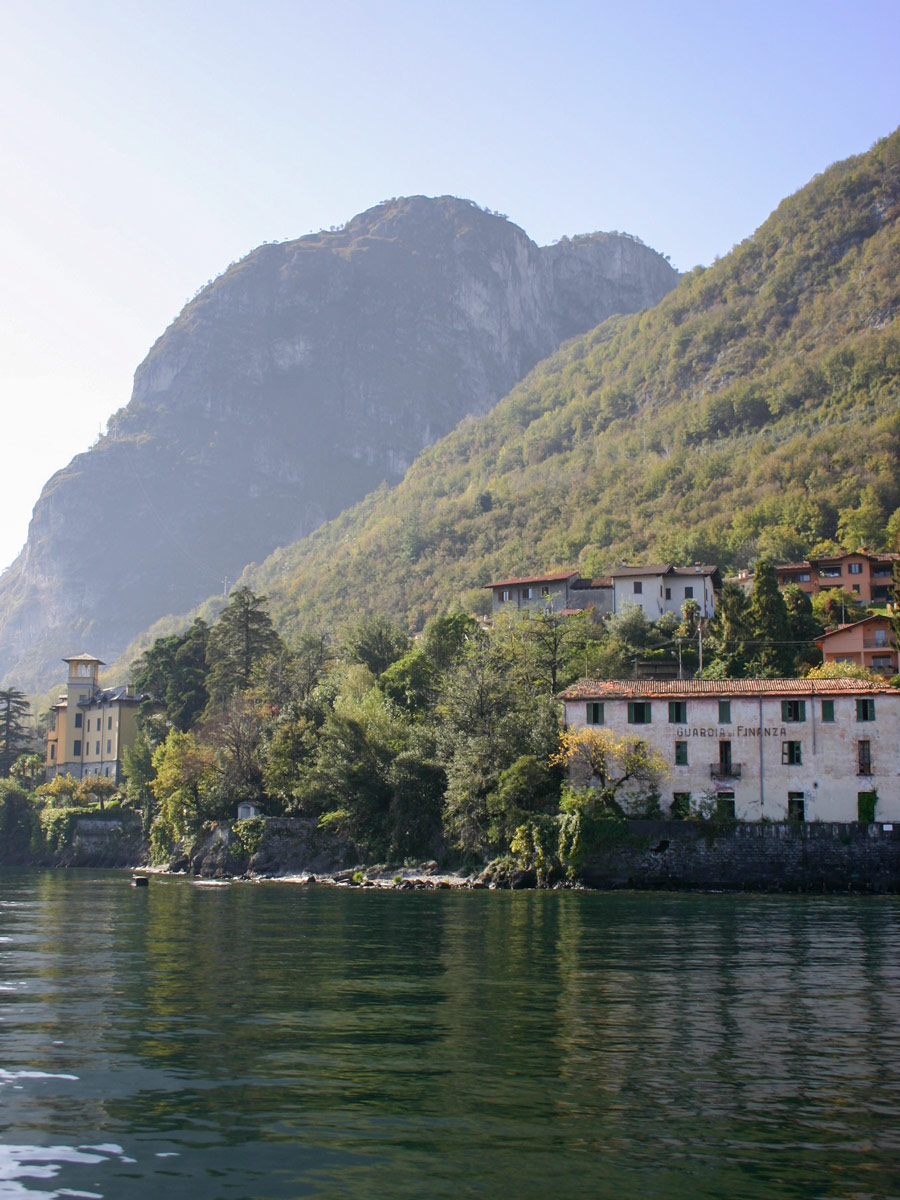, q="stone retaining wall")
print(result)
[580,820,899,892]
